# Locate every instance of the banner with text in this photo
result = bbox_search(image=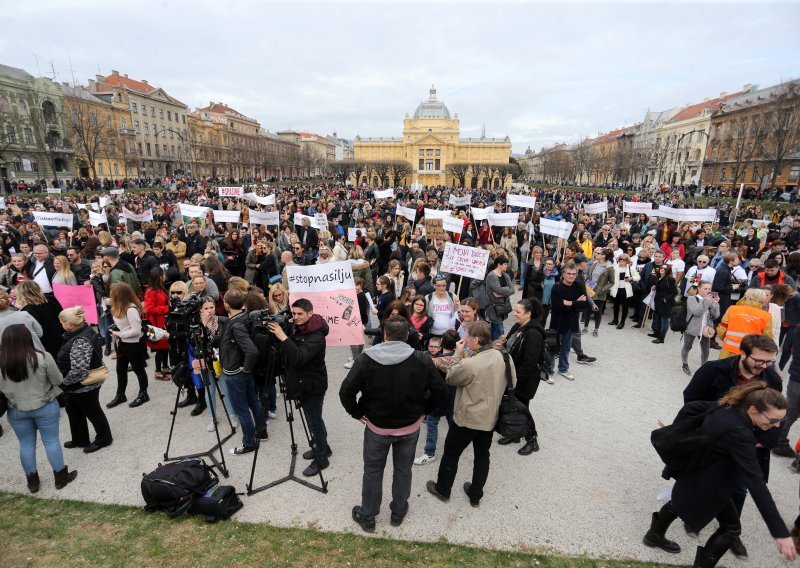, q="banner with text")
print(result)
[88,210,108,227]
[248,208,279,226]
[488,212,519,227]
[286,261,363,346]
[395,204,417,222]
[506,193,536,209]
[33,211,73,227]
[440,243,491,280]
[443,216,464,233]
[121,208,154,223]
[448,194,472,207]
[212,209,242,223]
[470,205,493,221]
[374,188,394,199]
[424,208,453,220]
[218,186,244,198]
[179,203,211,219]
[623,201,653,215]
[294,212,322,229]
[539,218,575,239]
[110,189,124,195]
[243,192,276,206]
[46,188,61,194]
[583,201,609,215]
